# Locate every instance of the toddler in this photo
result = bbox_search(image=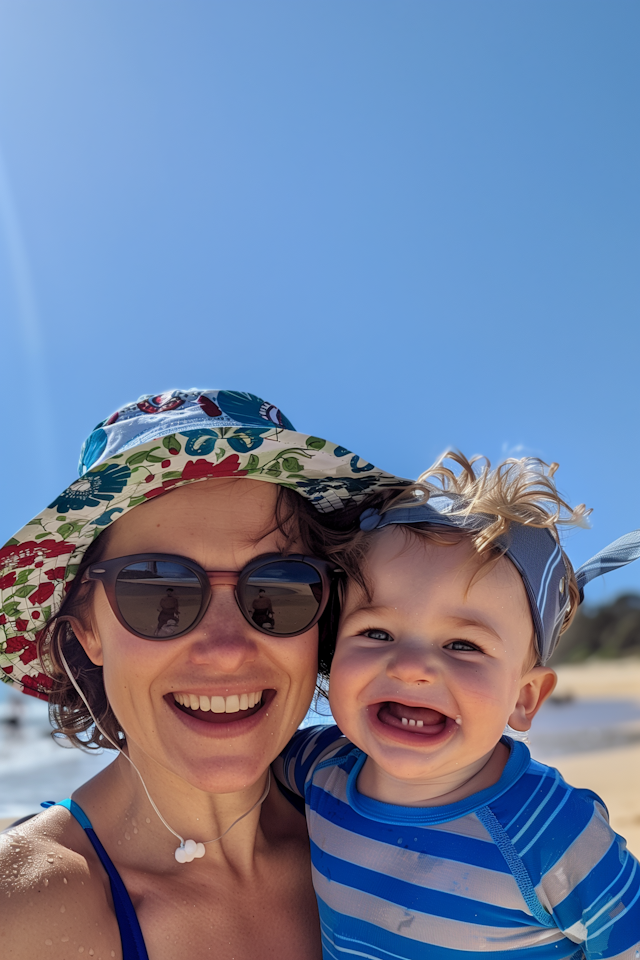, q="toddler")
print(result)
[277,453,640,960]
